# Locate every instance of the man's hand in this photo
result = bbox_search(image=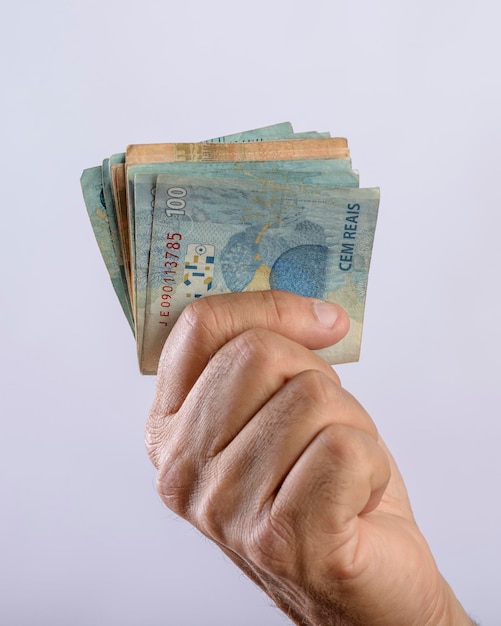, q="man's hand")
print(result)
[146,291,471,626]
